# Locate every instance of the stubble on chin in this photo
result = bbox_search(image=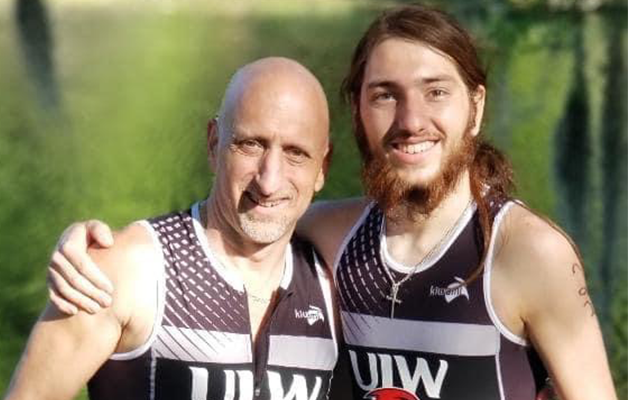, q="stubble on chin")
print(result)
[238,213,291,244]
